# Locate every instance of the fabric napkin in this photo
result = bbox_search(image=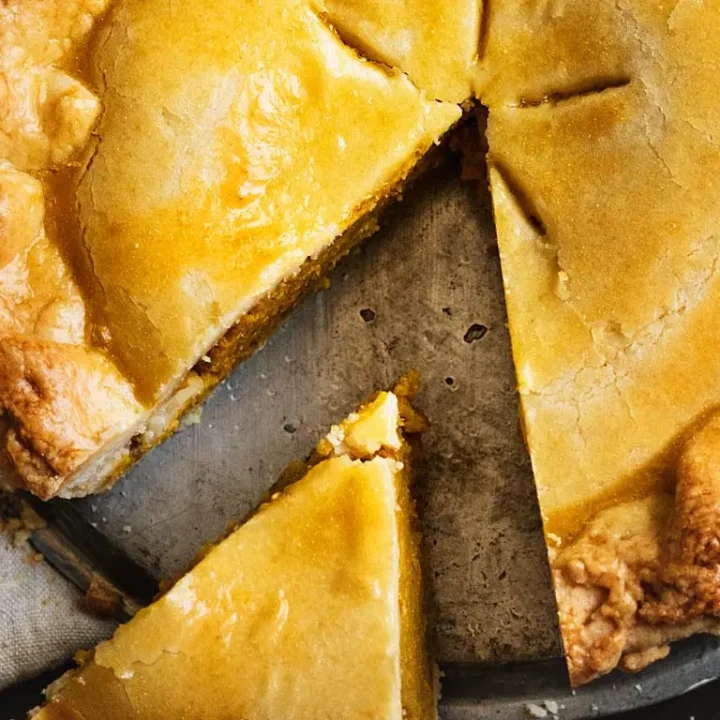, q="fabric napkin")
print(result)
[0,529,115,691]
